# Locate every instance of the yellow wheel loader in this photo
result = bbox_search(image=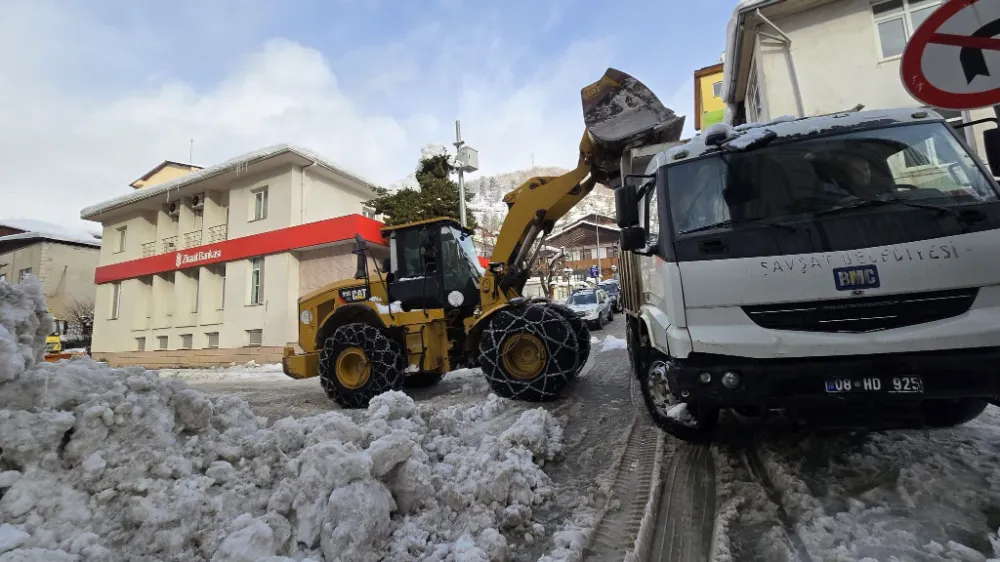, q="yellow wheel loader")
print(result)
[281,68,685,408]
